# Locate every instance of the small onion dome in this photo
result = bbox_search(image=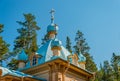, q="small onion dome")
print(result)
[18,50,28,62]
[47,23,58,34]
[51,39,62,50]
[67,55,73,63]
[78,53,86,62]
